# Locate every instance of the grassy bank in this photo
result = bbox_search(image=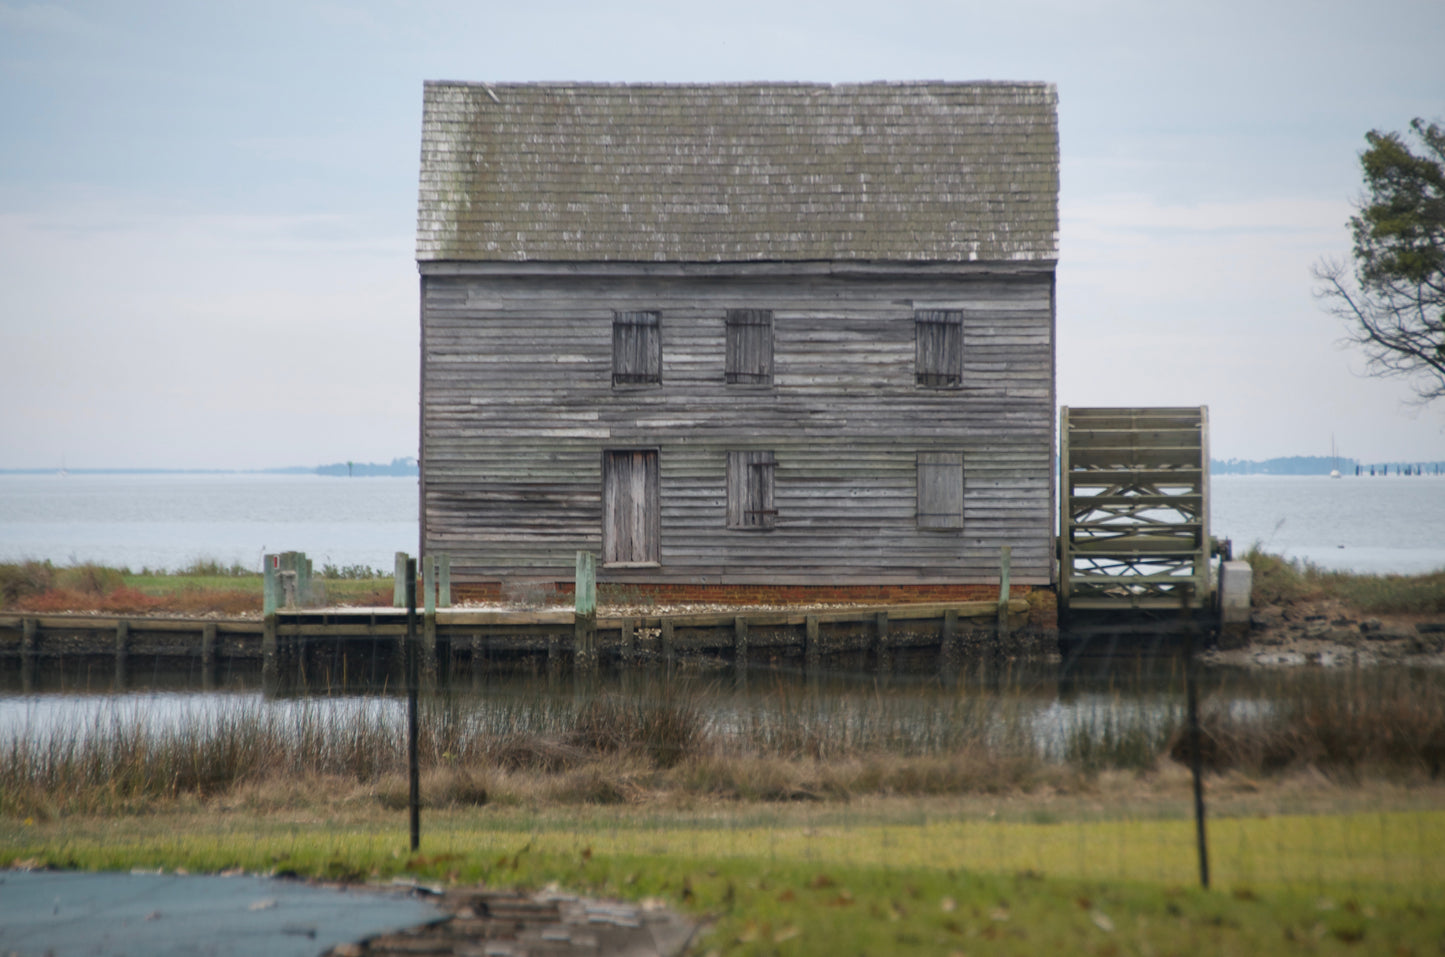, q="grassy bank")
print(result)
[0,559,392,614]
[4,802,1443,955]
[1244,547,1445,614]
